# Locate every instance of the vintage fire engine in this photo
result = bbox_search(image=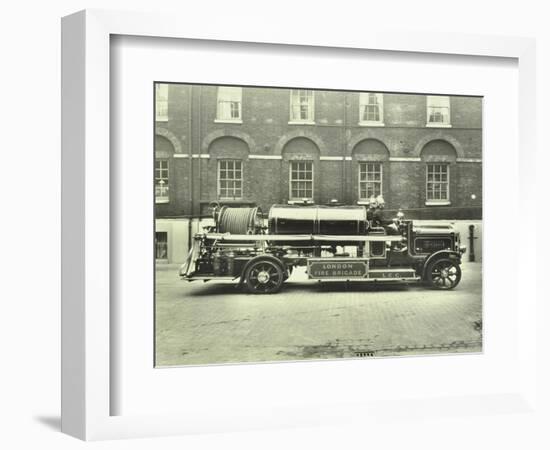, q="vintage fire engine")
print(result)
[179,200,467,294]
